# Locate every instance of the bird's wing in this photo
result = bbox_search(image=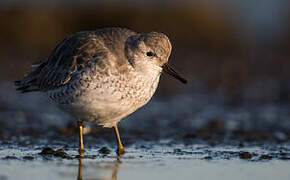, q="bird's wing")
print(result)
[15,31,111,92]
